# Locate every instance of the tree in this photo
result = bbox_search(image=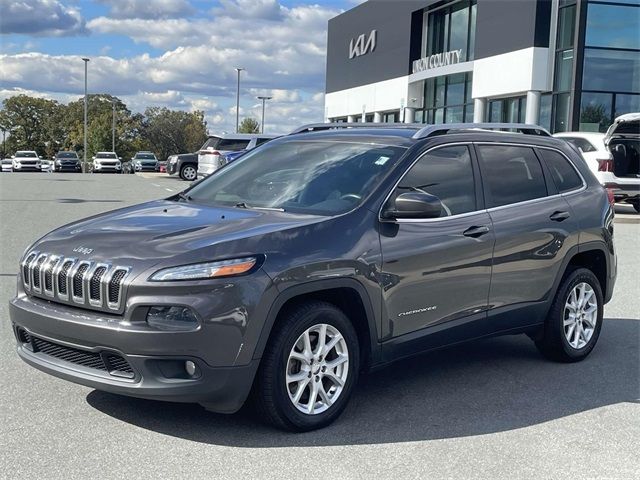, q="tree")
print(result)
[141,107,208,160]
[238,117,260,134]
